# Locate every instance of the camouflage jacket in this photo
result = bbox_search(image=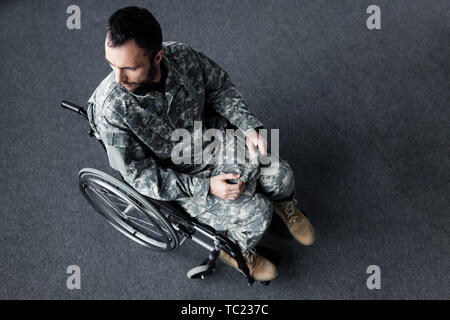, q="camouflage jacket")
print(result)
[87,41,264,202]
